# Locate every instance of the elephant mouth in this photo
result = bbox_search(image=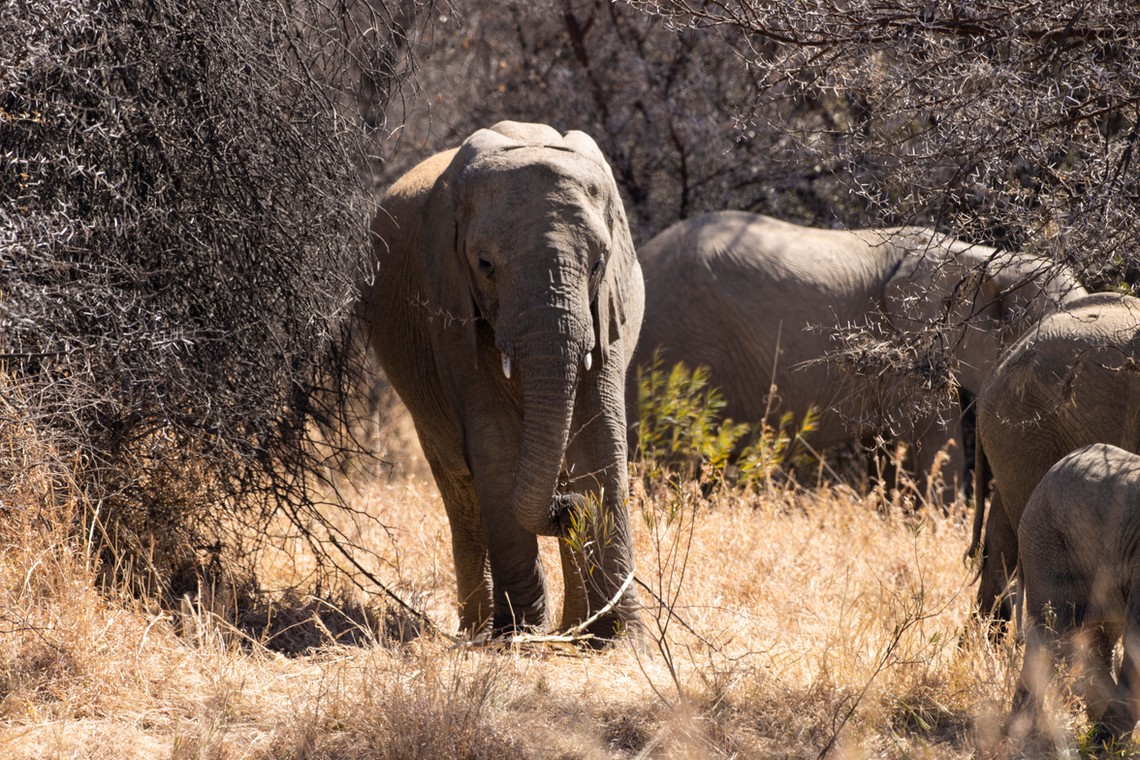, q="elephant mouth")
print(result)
[499,348,593,380]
